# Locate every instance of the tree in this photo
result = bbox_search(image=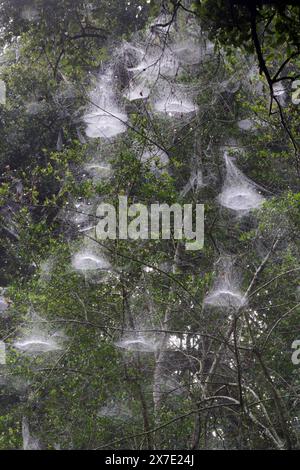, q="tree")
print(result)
[0,0,300,450]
